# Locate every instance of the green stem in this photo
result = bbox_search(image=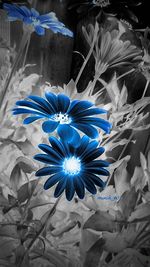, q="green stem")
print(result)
[0,30,31,109]
[75,23,99,87]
